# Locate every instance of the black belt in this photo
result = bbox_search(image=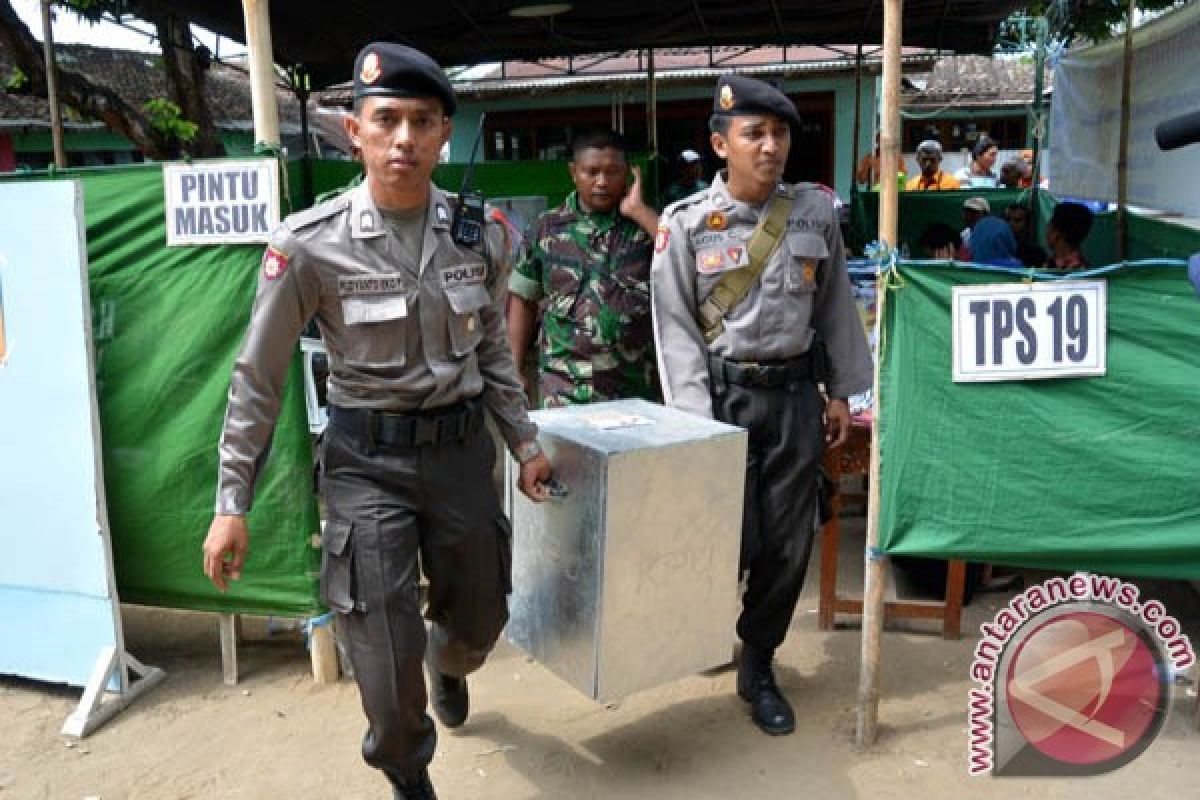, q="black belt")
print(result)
[710,353,814,390]
[329,398,483,449]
